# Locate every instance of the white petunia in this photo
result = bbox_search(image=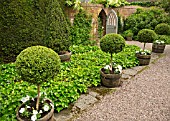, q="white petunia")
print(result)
[39,110,43,113]
[19,108,25,114]
[50,103,54,108]
[21,95,30,103]
[43,104,50,112]
[33,110,38,115]
[31,114,37,121]
[26,105,31,109]
[104,65,110,70]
